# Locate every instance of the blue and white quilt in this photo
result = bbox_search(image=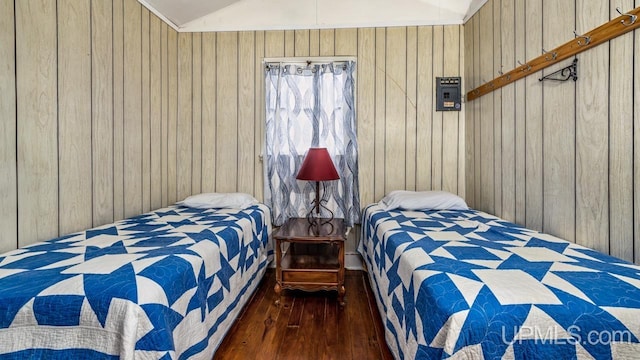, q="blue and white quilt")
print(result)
[0,204,272,360]
[360,204,640,360]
